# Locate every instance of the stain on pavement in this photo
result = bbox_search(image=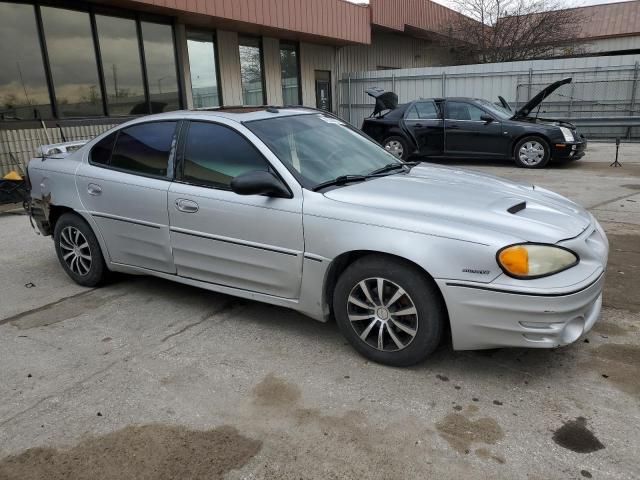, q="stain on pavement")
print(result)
[552,417,604,453]
[0,289,127,329]
[436,410,504,453]
[0,424,262,480]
